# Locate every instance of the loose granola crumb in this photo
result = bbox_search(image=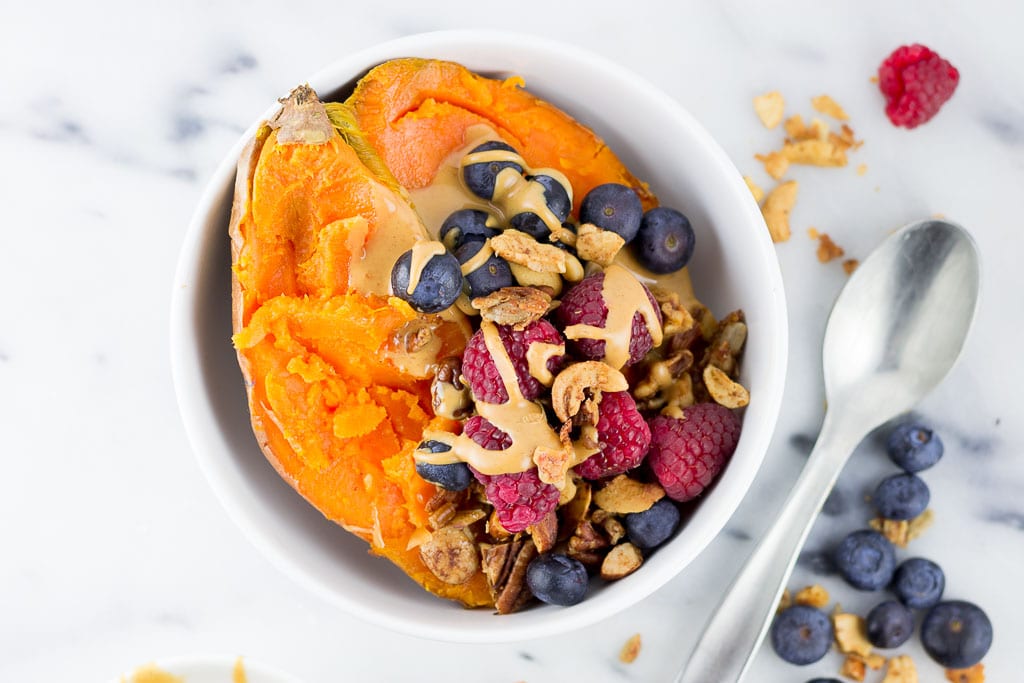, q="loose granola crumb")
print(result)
[761,180,799,242]
[619,633,643,664]
[812,94,850,120]
[754,91,785,128]
[593,475,665,514]
[576,222,626,266]
[843,259,860,275]
[777,588,793,614]
[807,227,820,240]
[883,655,918,683]
[491,229,568,273]
[945,663,985,683]
[783,138,847,167]
[833,612,873,658]
[841,654,867,681]
[755,150,790,179]
[816,233,846,263]
[744,175,765,203]
[857,163,868,176]
[472,286,552,330]
[907,508,935,542]
[795,584,830,609]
